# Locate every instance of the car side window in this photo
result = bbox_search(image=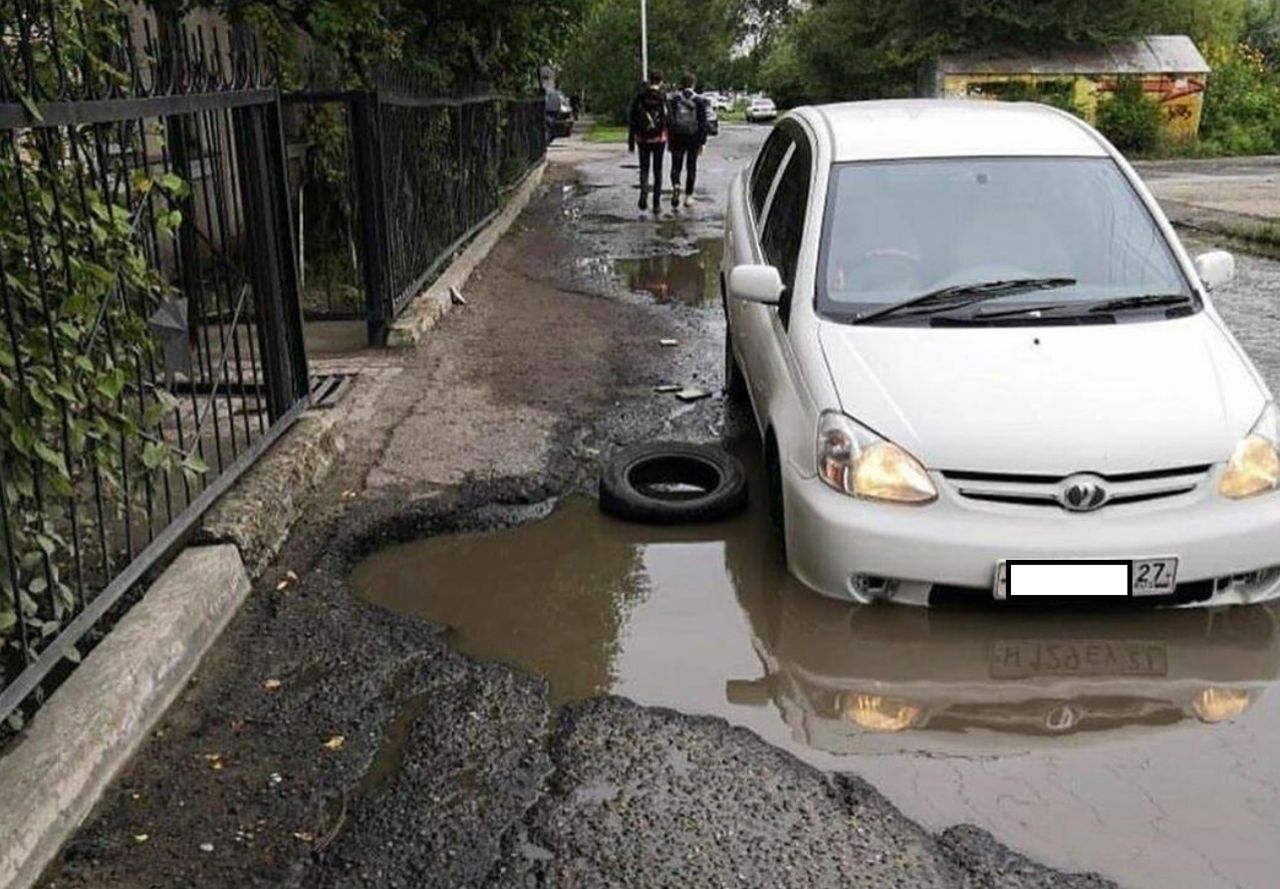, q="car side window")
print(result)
[760,128,812,325]
[750,129,792,221]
